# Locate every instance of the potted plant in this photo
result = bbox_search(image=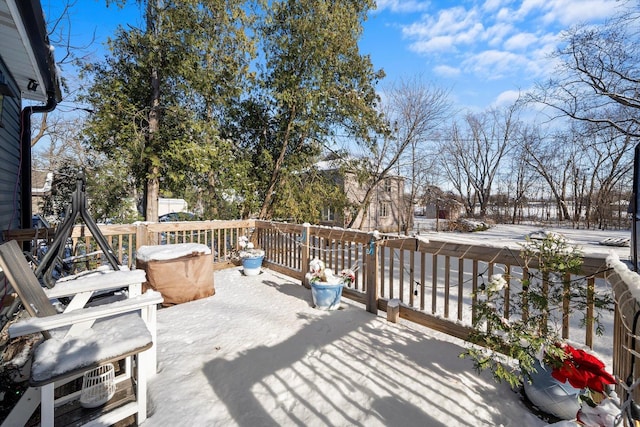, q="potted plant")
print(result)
[238,236,265,276]
[306,258,354,310]
[461,233,615,421]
